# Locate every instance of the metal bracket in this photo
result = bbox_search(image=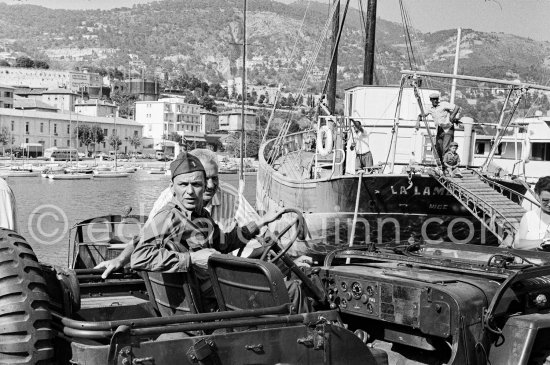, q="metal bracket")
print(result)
[107,325,133,365]
[186,338,218,364]
[297,324,329,350]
